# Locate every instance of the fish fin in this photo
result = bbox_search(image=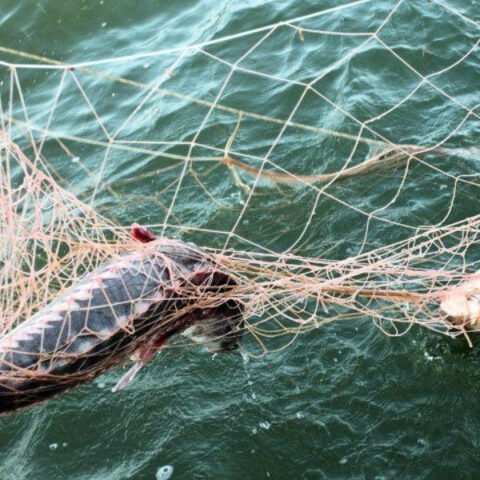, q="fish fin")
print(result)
[112,338,167,393]
[112,361,143,393]
[131,224,157,243]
